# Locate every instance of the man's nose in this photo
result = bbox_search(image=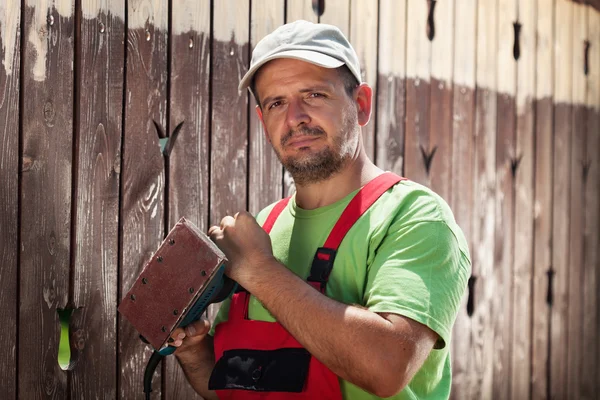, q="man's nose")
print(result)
[285,99,311,128]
